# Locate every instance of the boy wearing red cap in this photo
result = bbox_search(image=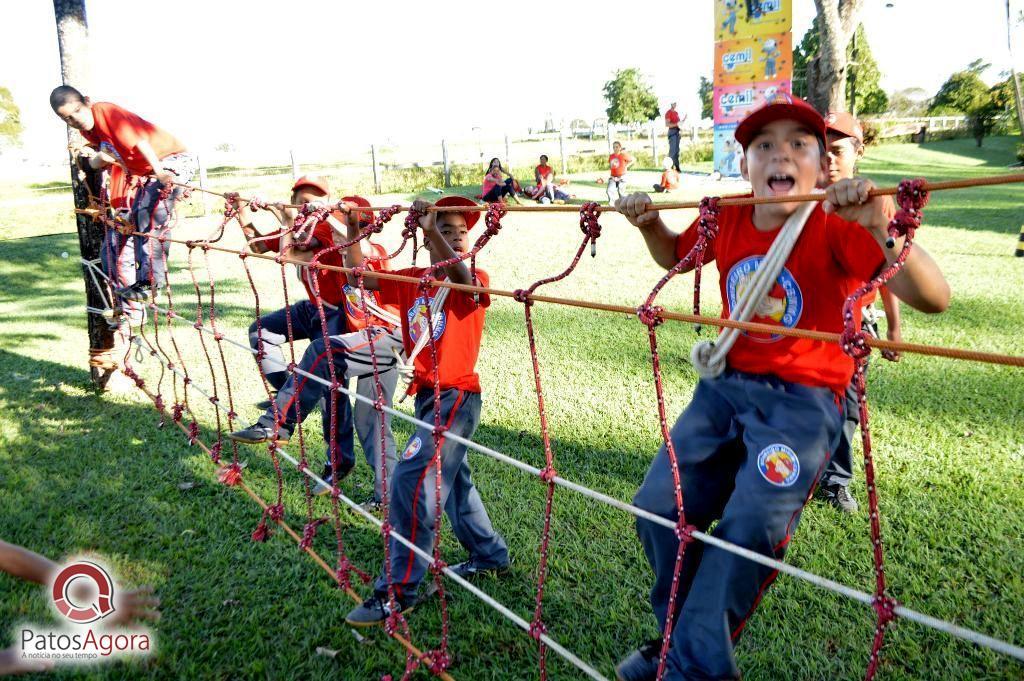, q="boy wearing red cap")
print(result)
[343,195,510,626]
[614,96,949,680]
[230,176,356,481]
[50,85,195,302]
[816,111,904,513]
